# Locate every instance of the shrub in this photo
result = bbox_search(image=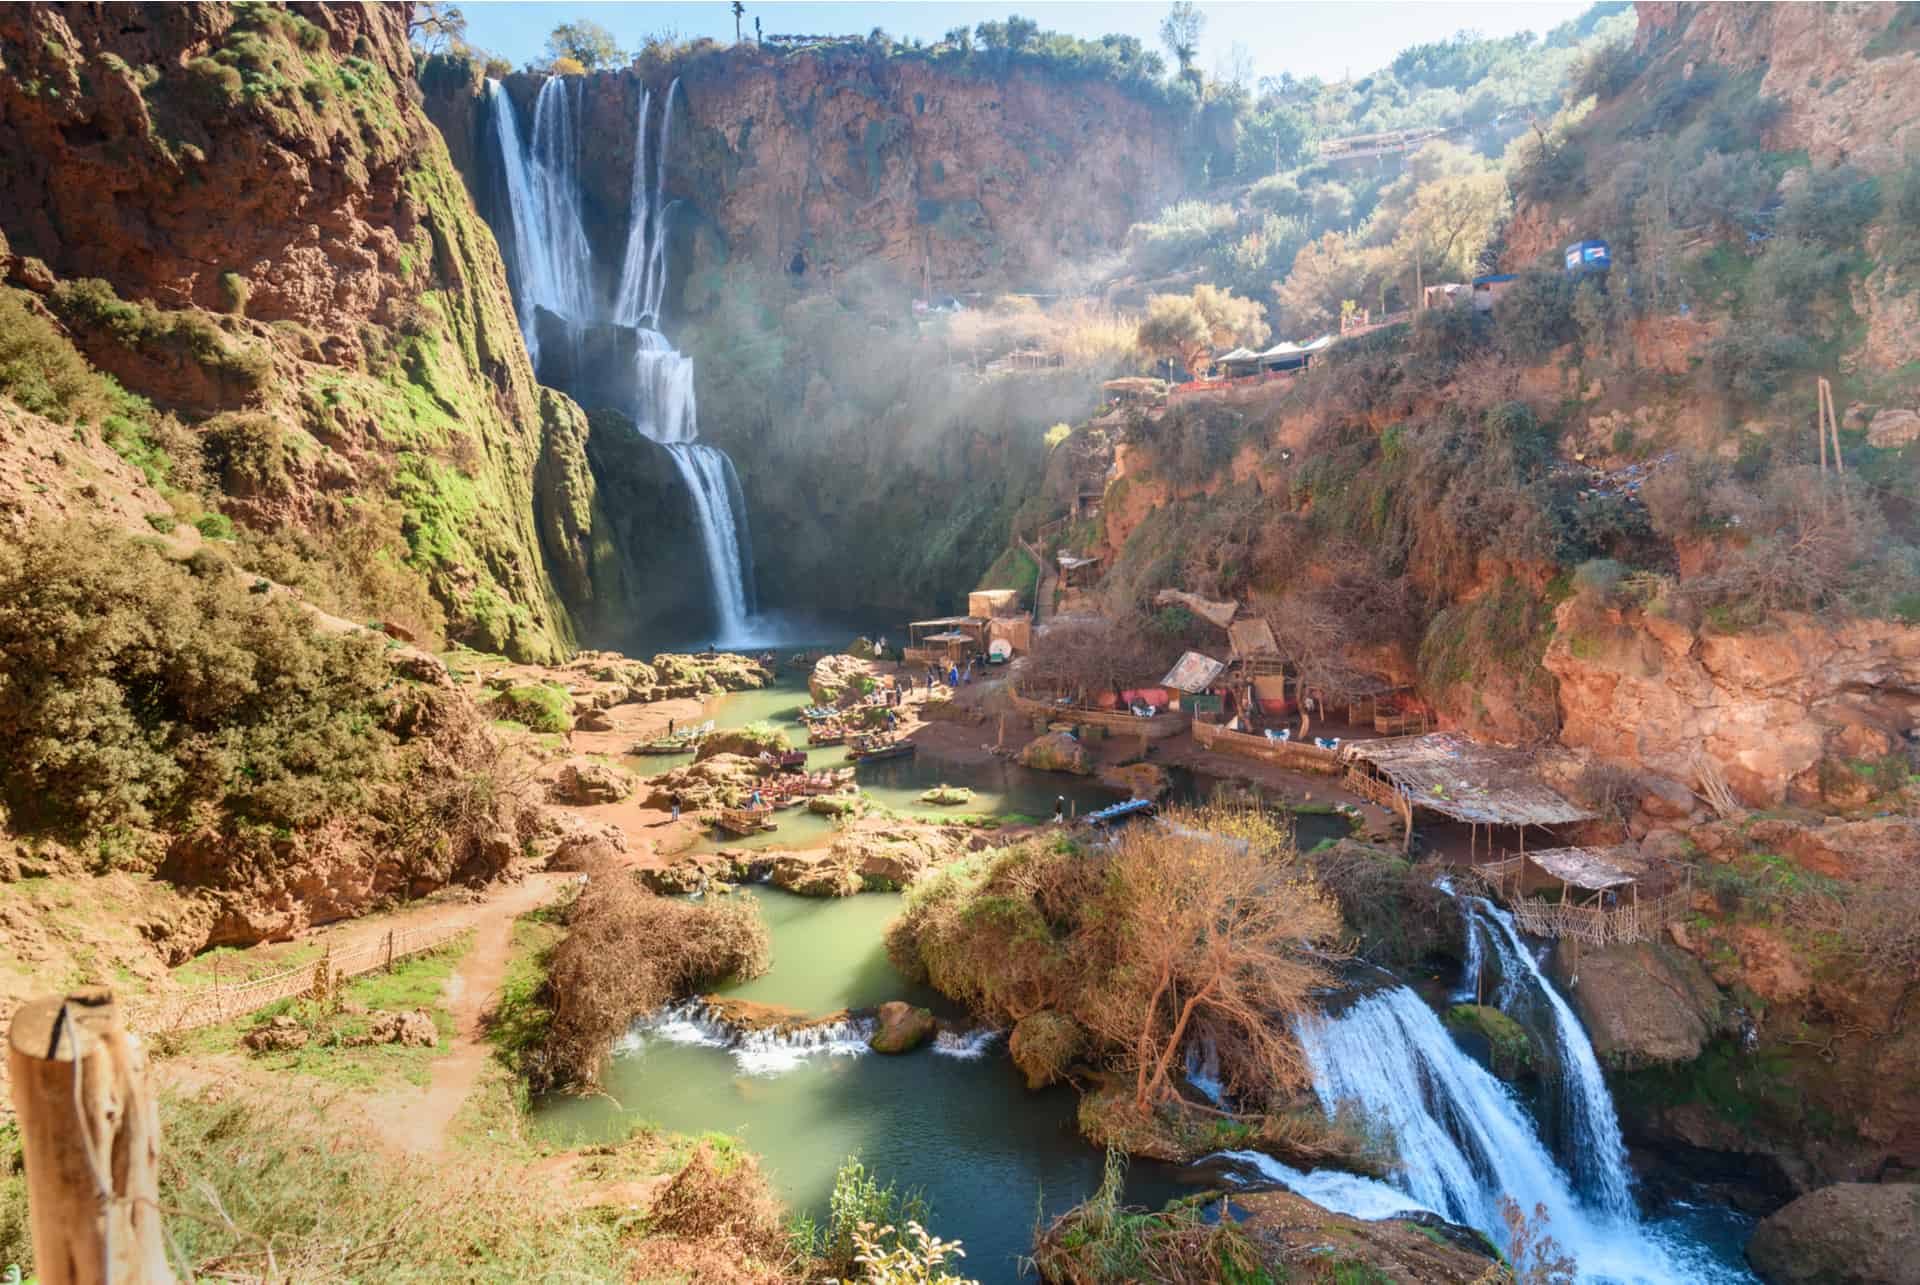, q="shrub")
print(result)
[0,287,108,425]
[538,860,770,1088]
[194,512,236,541]
[0,523,392,842]
[1706,320,1815,405]
[218,271,250,316]
[1248,171,1306,216]
[1494,270,1579,362]
[1776,163,1882,249]
[202,411,289,494]
[51,277,270,392]
[1885,159,1920,273]
[490,684,572,733]
[1572,39,1642,101]
[806,1155,931,1278]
